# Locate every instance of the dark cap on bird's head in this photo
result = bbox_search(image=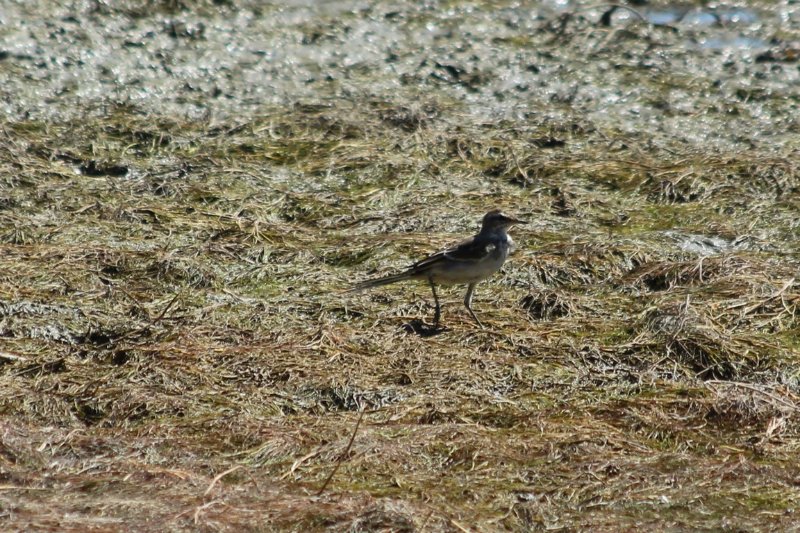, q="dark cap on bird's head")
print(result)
[482,209,527,229]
